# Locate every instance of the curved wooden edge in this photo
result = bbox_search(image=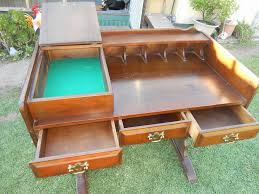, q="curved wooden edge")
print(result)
[203,34,259,107]
[19,42,40,146]
[101,27,199,34]
[101,28,210,48]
